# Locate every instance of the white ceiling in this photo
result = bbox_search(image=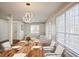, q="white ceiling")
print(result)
[0,2,69,22]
